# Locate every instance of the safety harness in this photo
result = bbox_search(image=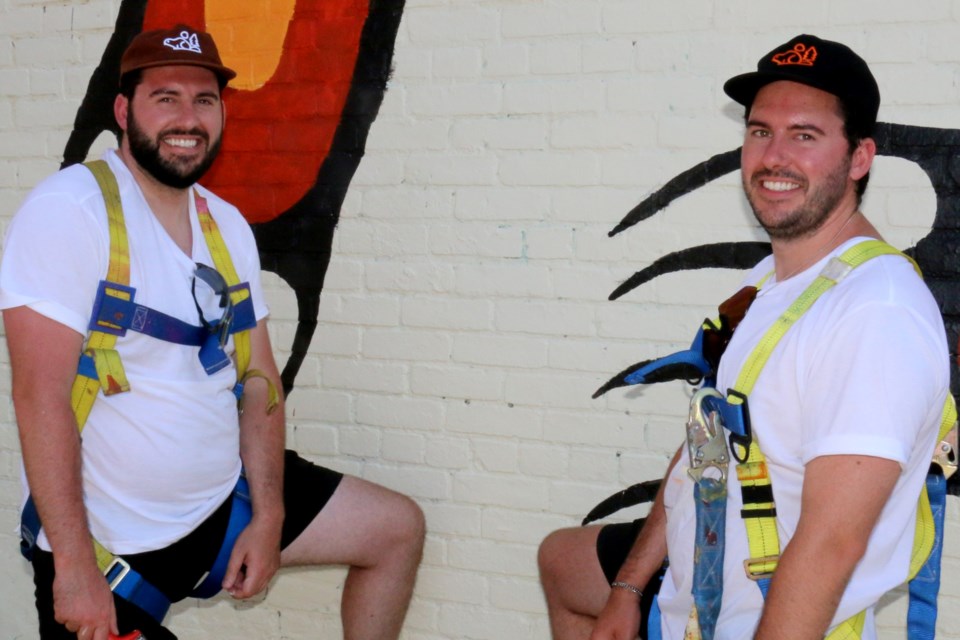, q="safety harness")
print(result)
[600,240,957,640]
[19,159,280,622]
